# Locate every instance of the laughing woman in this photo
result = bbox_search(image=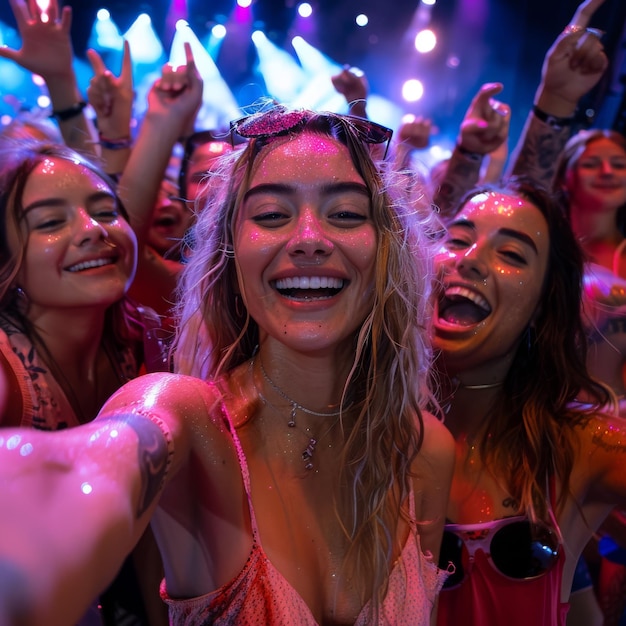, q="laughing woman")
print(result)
[0,107,454,626]
[432,177,626,626]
